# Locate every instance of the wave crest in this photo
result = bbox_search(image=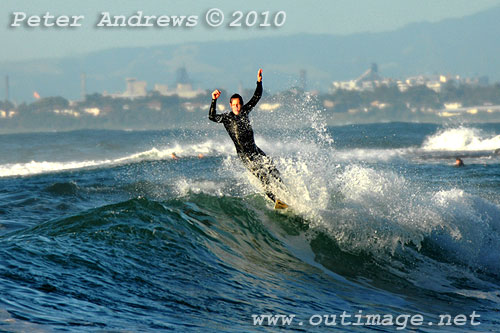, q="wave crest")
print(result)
[422,126,500,151]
